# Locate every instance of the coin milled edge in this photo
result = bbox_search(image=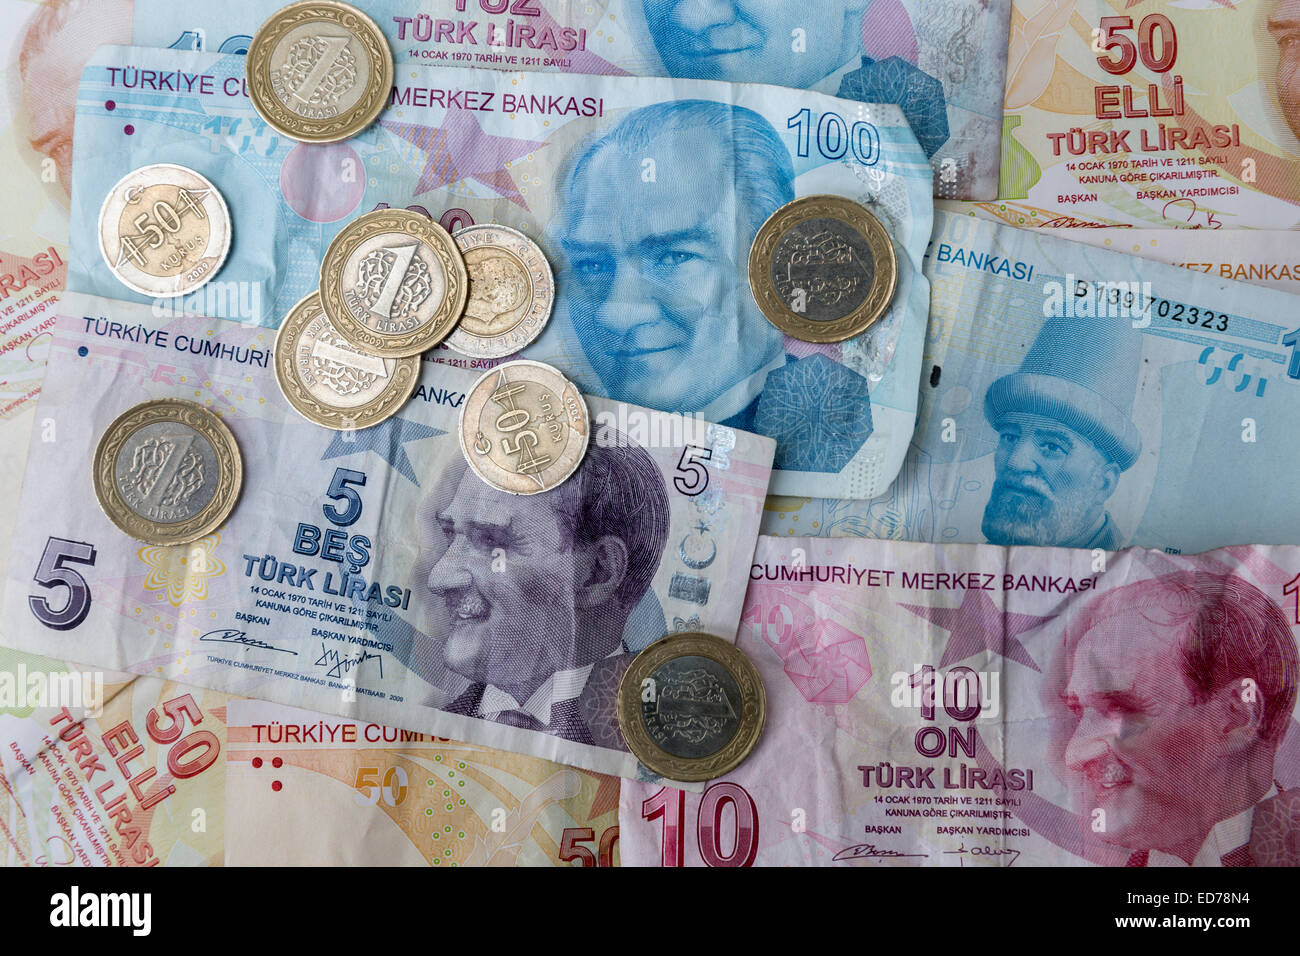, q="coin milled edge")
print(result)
[319,208,469,358]
[274,291,422,431]
[246,0,394,144]
[617,632,767,783]
[748,194,898,344]
[93,399,244,546]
